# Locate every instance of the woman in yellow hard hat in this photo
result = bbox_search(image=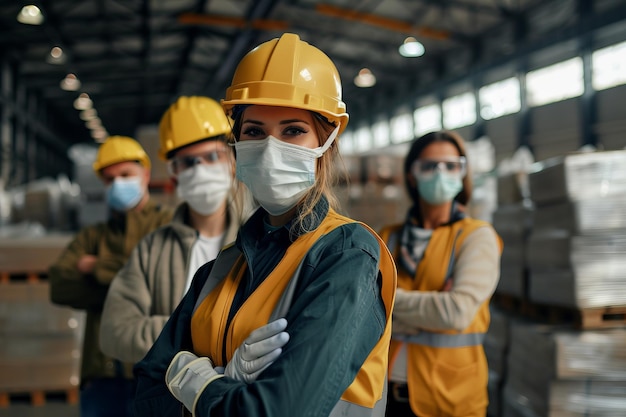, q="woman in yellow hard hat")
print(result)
[378,130,502,417]
[133,33,397,417]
